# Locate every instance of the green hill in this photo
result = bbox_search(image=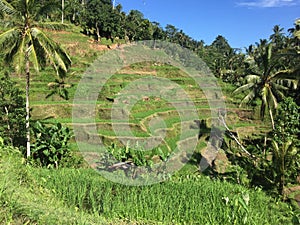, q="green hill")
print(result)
[1,28,298,224]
